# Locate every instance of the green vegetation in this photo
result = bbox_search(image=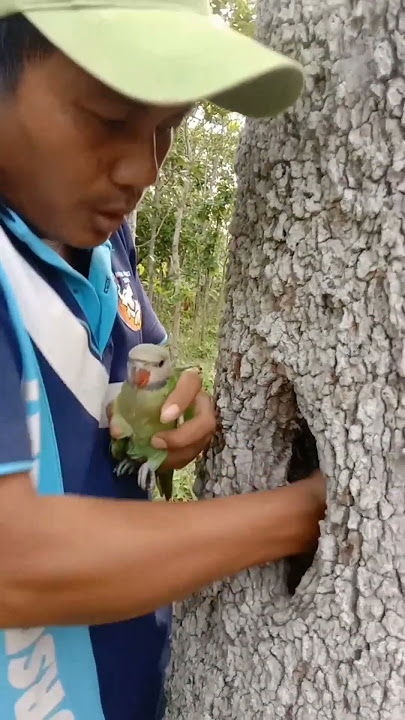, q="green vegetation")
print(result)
[136,0,255,499]
[136,105,238,501]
